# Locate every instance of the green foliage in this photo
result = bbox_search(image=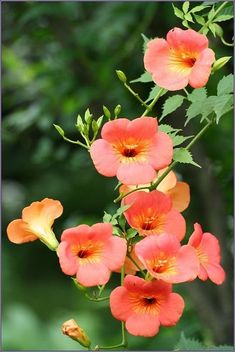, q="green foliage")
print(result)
[145,85,167,103]
[130,71,152,83]
[217,74,233,96]
[160,95,185,121]
[175,332,234,351]
[173,148,201,168]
